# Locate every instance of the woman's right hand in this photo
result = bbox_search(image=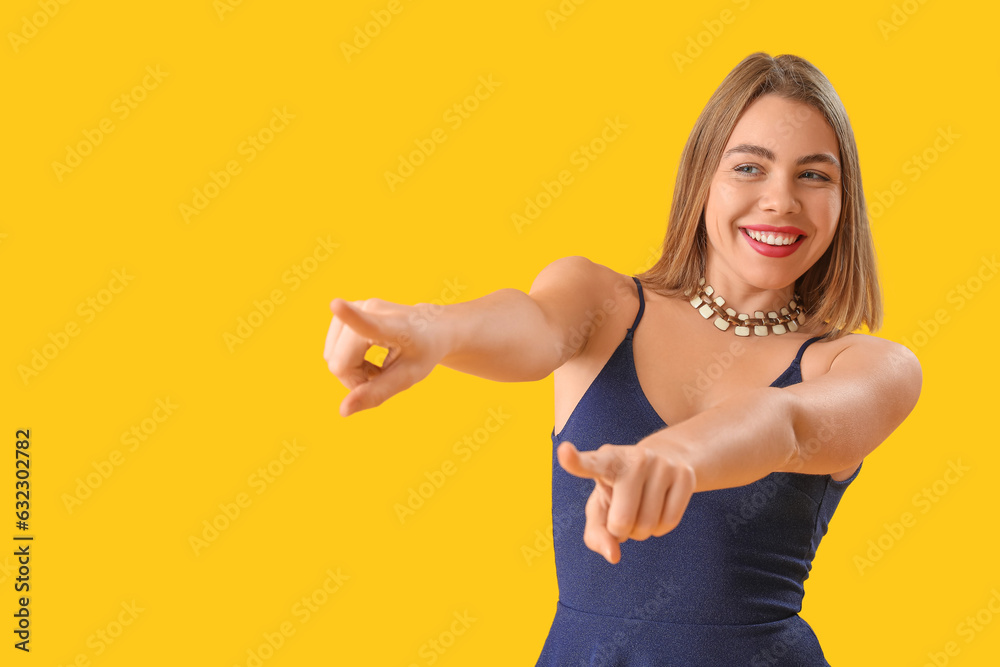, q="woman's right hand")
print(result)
[323,298,450,417]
